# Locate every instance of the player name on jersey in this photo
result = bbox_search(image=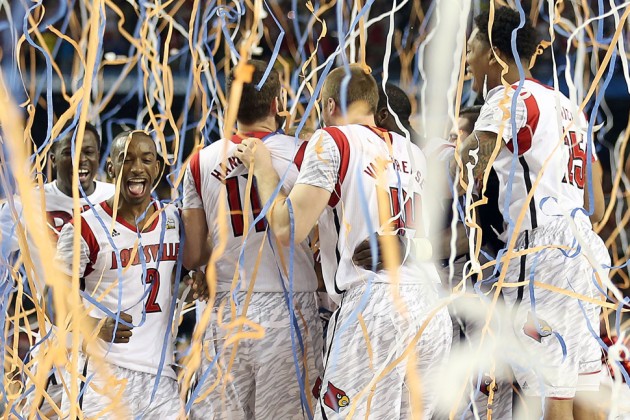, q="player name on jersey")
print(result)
[209,156,242,182]
[363,156,424,185]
